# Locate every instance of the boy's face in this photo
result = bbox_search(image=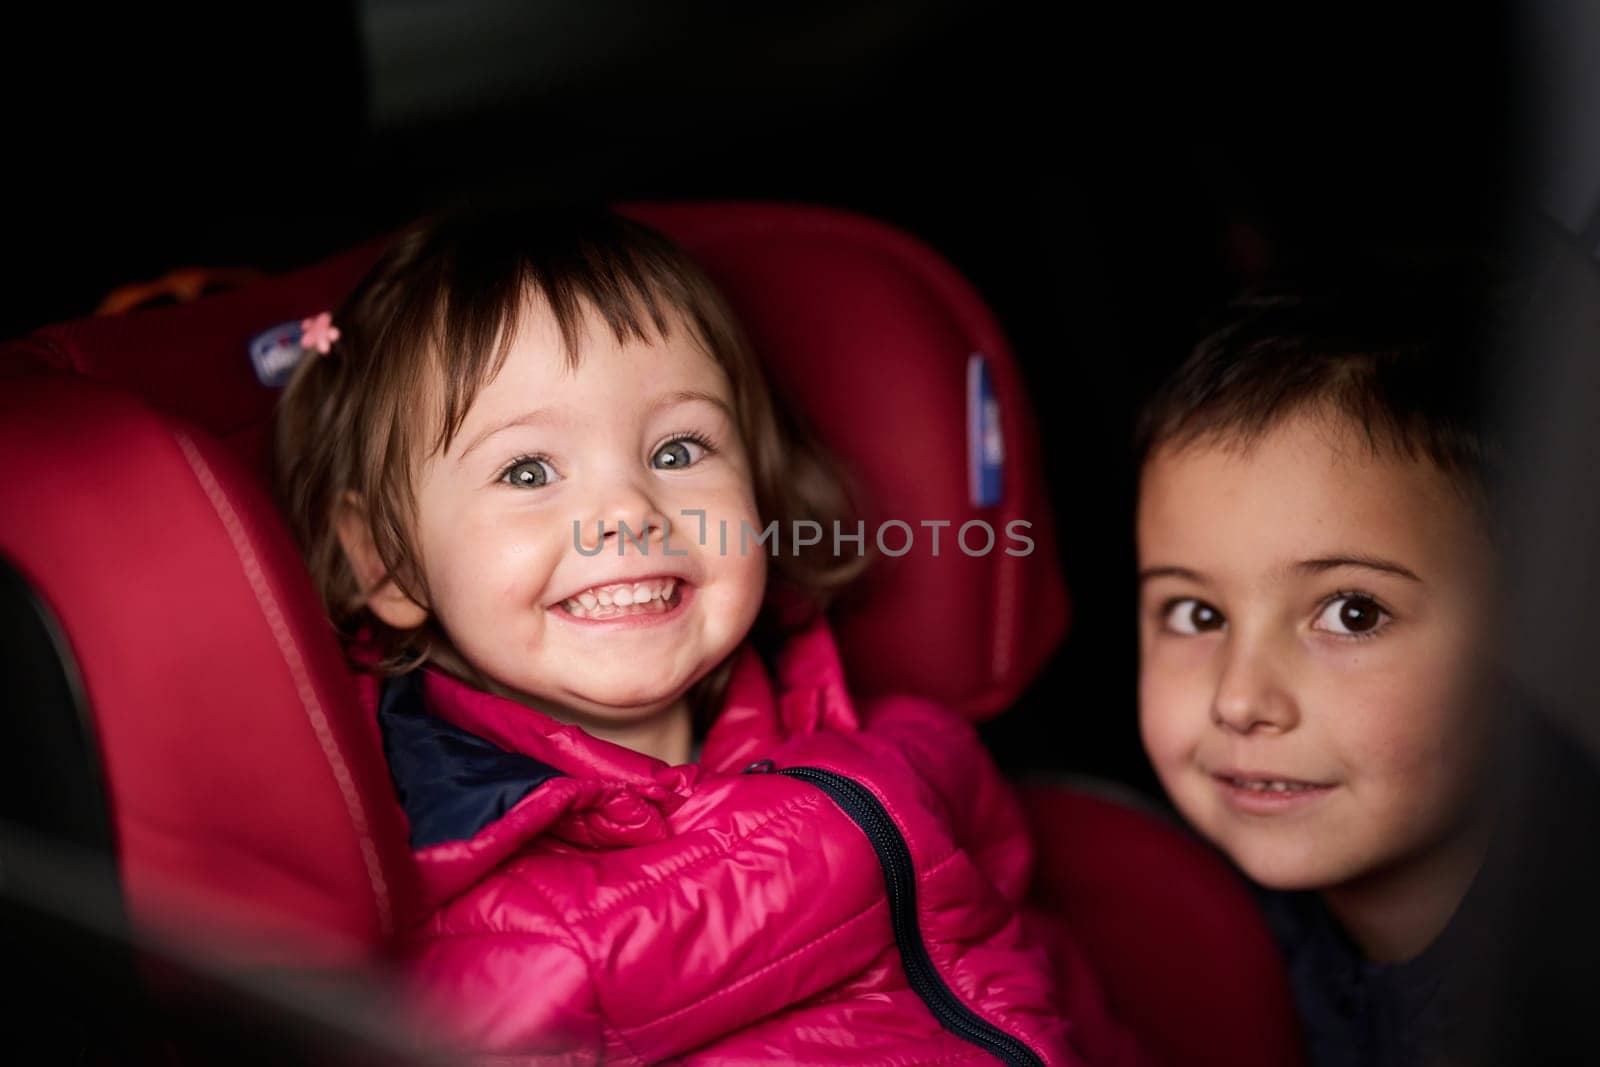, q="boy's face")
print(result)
[379,296,767,733]
[1136,407,1497,892]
